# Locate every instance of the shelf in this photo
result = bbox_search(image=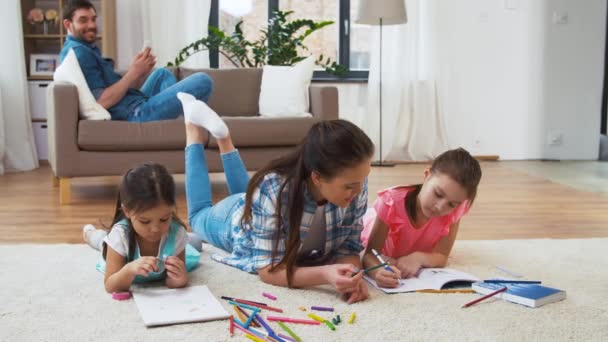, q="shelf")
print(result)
[28,76,53,81]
